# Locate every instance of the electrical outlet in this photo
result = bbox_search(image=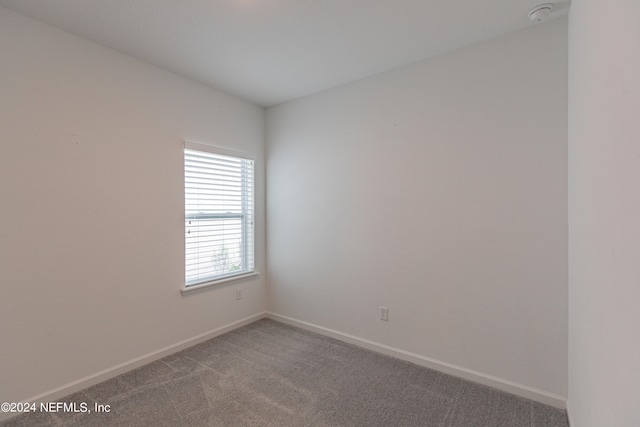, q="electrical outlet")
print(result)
[236,289,243,300]
[380,306,389,321]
